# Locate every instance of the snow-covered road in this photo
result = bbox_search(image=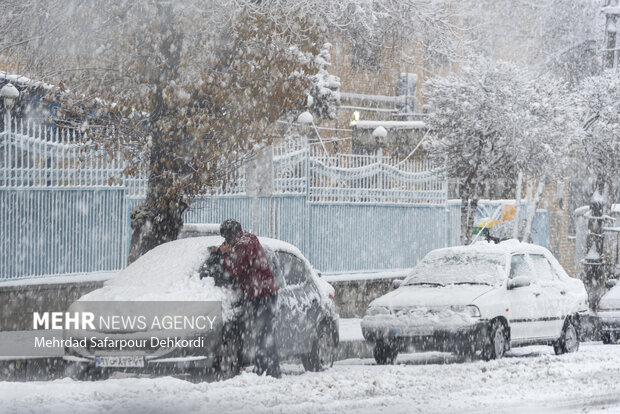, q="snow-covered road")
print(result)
[3,343,620,414]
